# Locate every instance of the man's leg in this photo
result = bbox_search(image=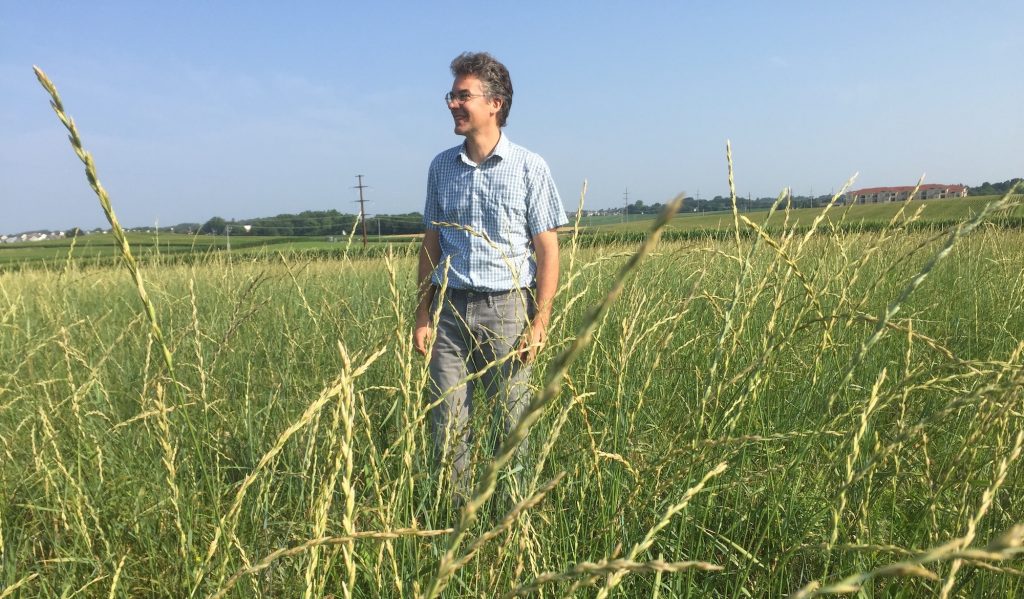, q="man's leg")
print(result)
[428,292,475,502]
[476,290,533,499]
